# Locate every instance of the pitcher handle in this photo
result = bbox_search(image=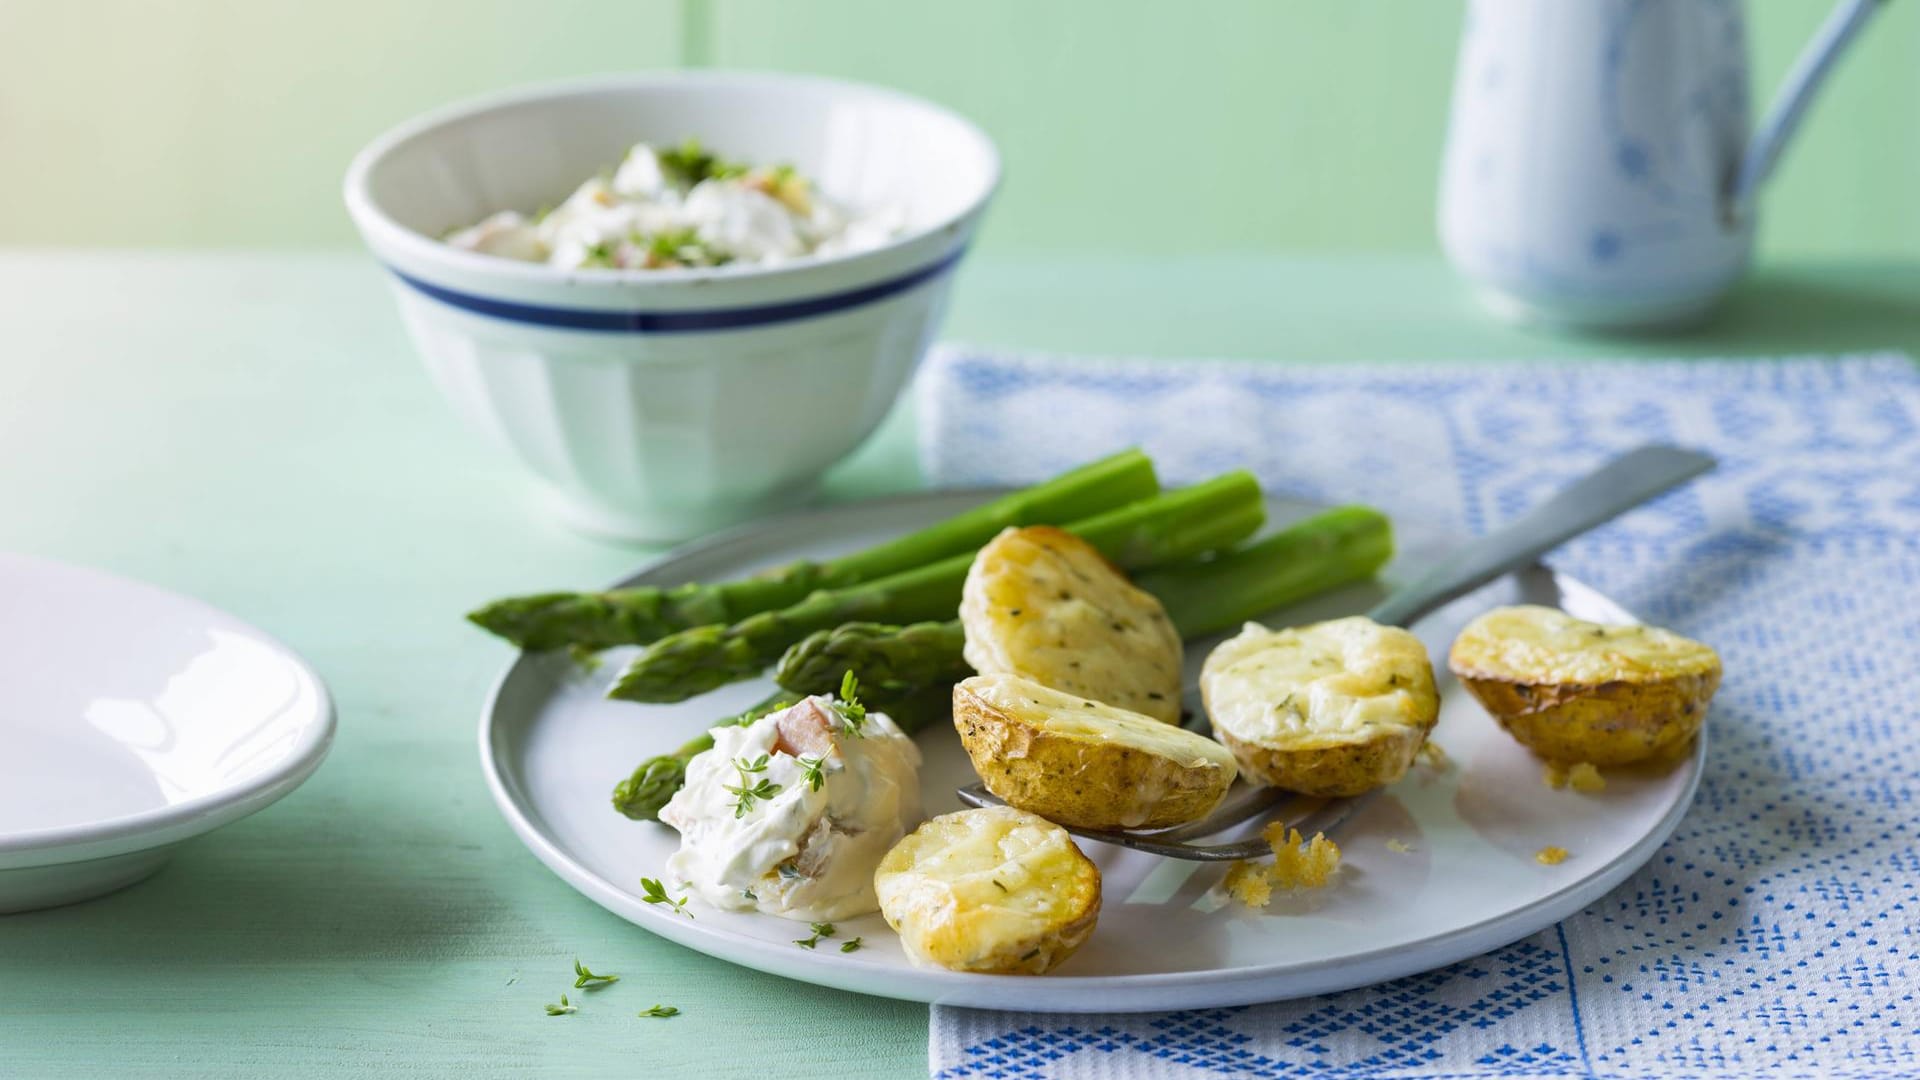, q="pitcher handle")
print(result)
[1726,0,1886,223]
